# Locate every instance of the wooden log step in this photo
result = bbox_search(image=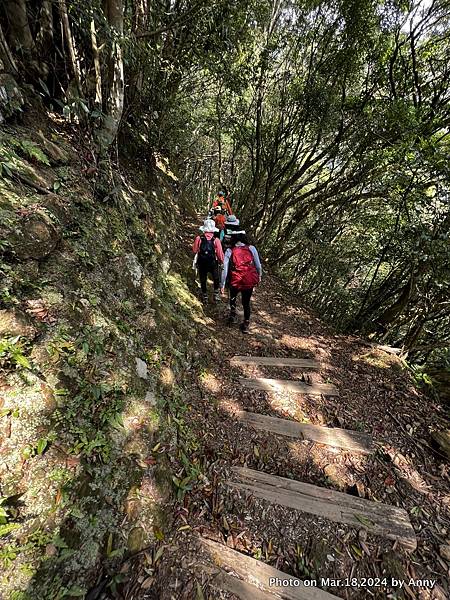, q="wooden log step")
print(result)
[200,538,340,600]
[212,571,280,600]
[228,468,417,552]
[236,410,374,454]
[240,377,339,396]
[231,356,320,369]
